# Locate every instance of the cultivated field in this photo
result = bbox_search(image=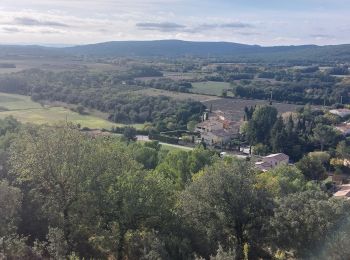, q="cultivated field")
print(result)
[0,92,144,129]
[191,81,231,96]
[133,88,220,102]
[203,98,306,121]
